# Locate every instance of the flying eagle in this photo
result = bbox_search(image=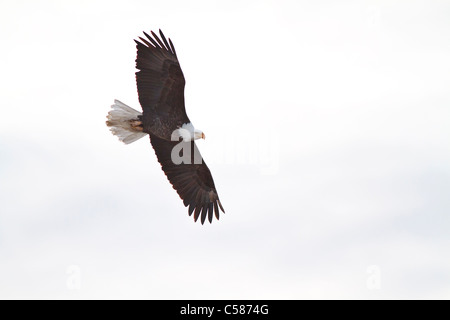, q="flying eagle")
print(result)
[106,30,225,224]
